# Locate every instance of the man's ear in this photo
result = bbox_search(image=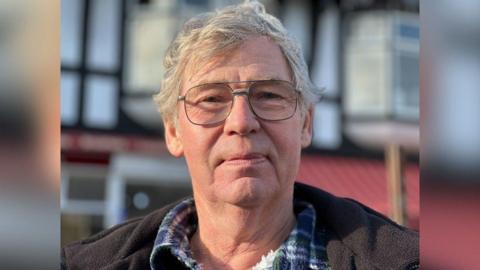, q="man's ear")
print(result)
[164,119,184,157]
[301,106,314,148]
